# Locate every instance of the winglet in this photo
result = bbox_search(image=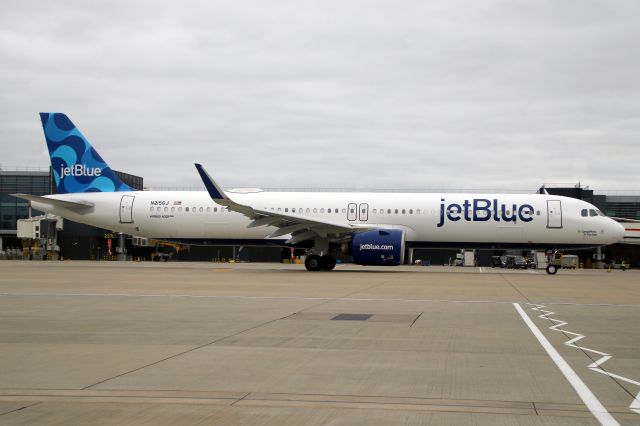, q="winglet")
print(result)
[194,163,226,200]
[194,164,257,217]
